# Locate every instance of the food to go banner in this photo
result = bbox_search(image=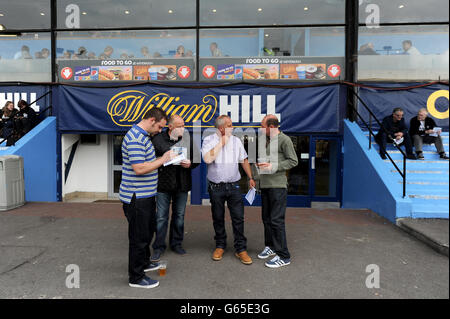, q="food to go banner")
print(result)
[54,83,342,133]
